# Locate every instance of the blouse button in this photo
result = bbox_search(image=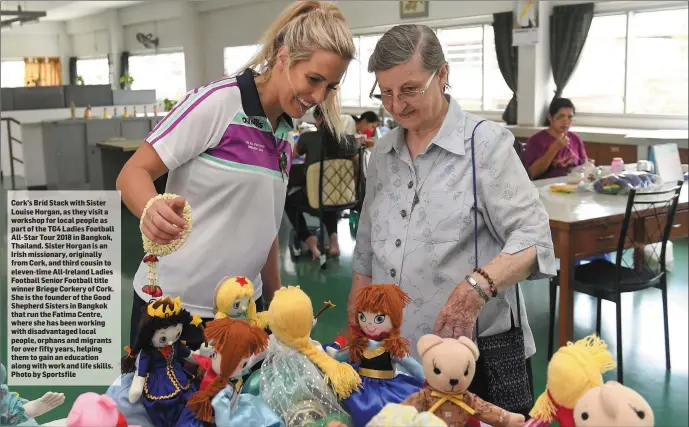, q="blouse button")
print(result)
[400,210,407,218]
[390,268,396,278]
[407,181,413,189]
[395,239,401,247]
